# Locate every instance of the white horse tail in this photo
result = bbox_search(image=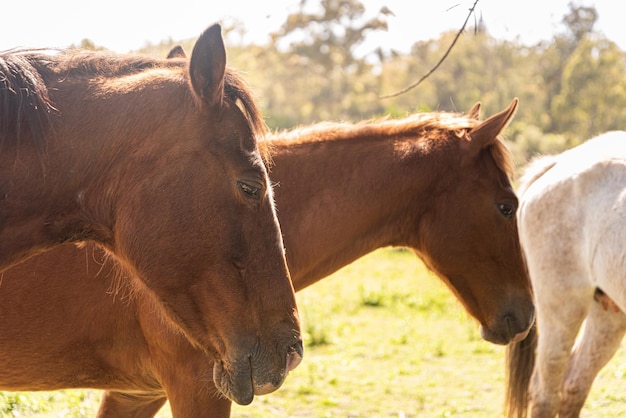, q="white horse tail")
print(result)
[505,323,537,418]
